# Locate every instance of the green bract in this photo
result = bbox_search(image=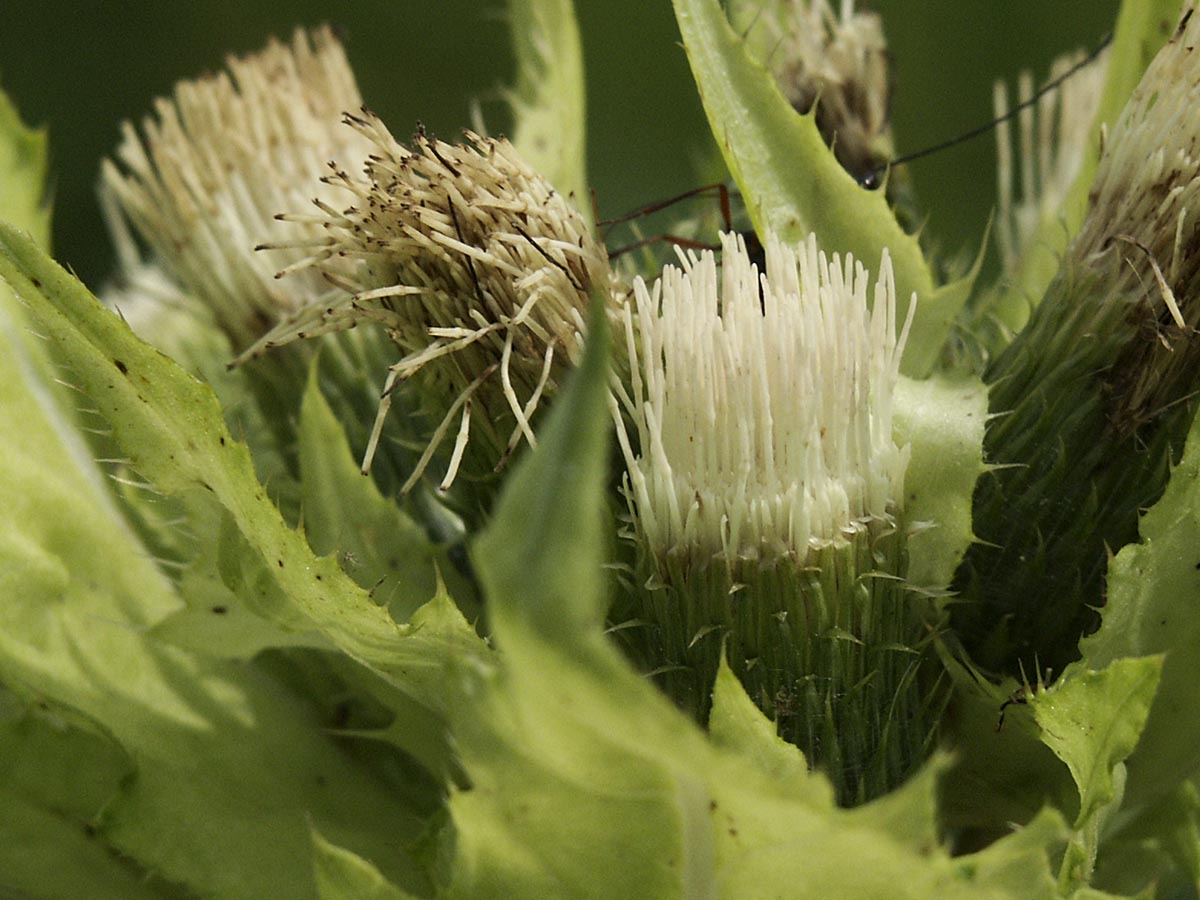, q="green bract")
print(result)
[3,1,1200,898]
